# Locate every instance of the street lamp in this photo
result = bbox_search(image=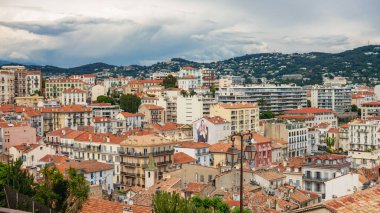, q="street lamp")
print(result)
[226,130,257,213]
